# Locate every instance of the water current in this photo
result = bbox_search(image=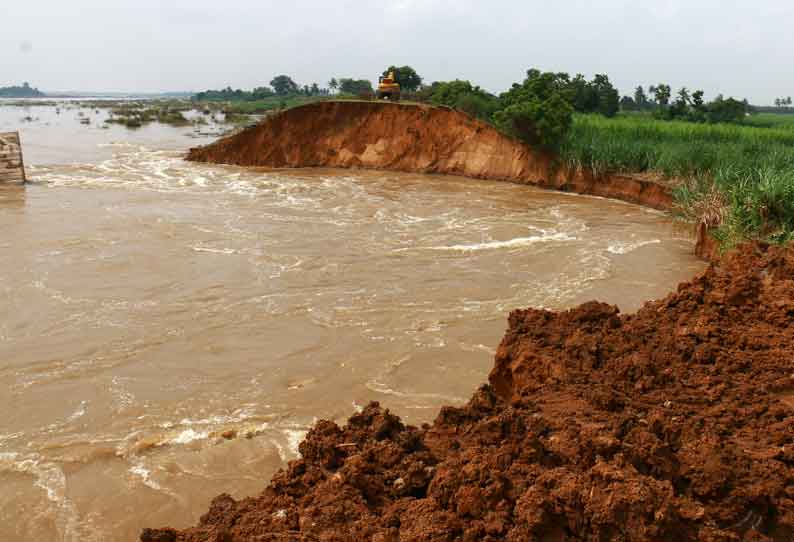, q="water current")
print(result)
[0,103,705,541]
